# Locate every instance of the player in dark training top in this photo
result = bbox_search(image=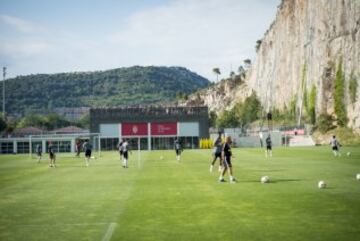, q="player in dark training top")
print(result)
[48,142,56,167]
[82,140,92,167]
[36,144,42,163]
[118,139,124,163]
[265,134,272,158]
[219,136,236,183]
[210,134,223,172]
